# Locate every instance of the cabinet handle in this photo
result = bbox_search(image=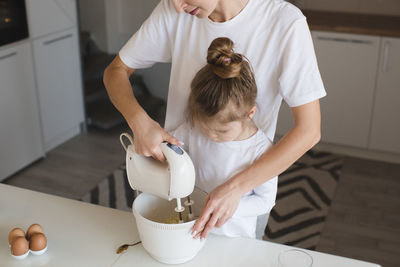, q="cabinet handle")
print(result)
[0,52,17,61]
[43,33,73,46]
[317,36,373,45]
[382,41,390,73]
